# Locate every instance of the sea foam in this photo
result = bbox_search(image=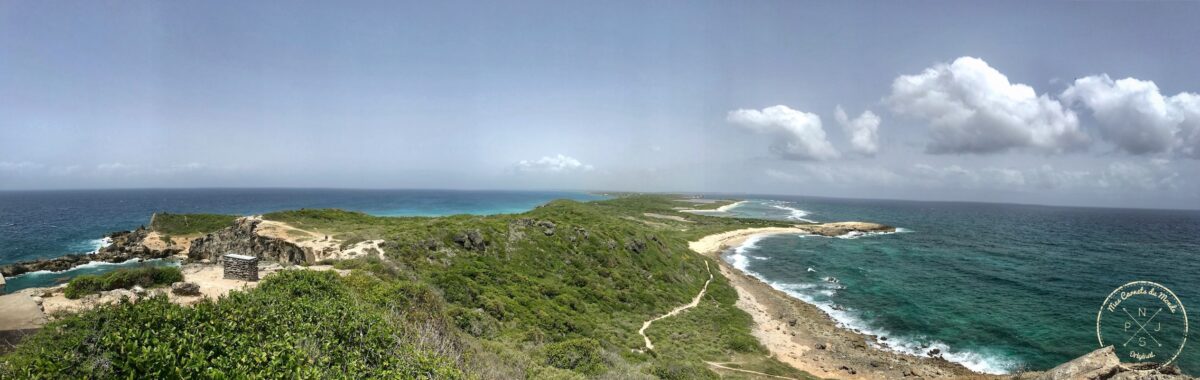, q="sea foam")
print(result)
[764,201,817,223]
[726,235,1018,375]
